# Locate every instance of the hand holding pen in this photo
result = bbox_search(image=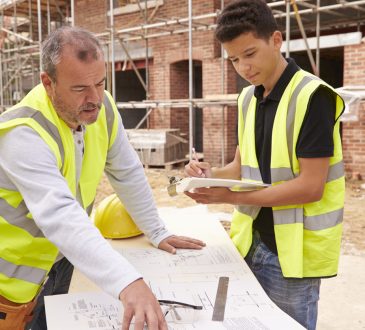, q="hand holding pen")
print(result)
[185,147,212,178]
